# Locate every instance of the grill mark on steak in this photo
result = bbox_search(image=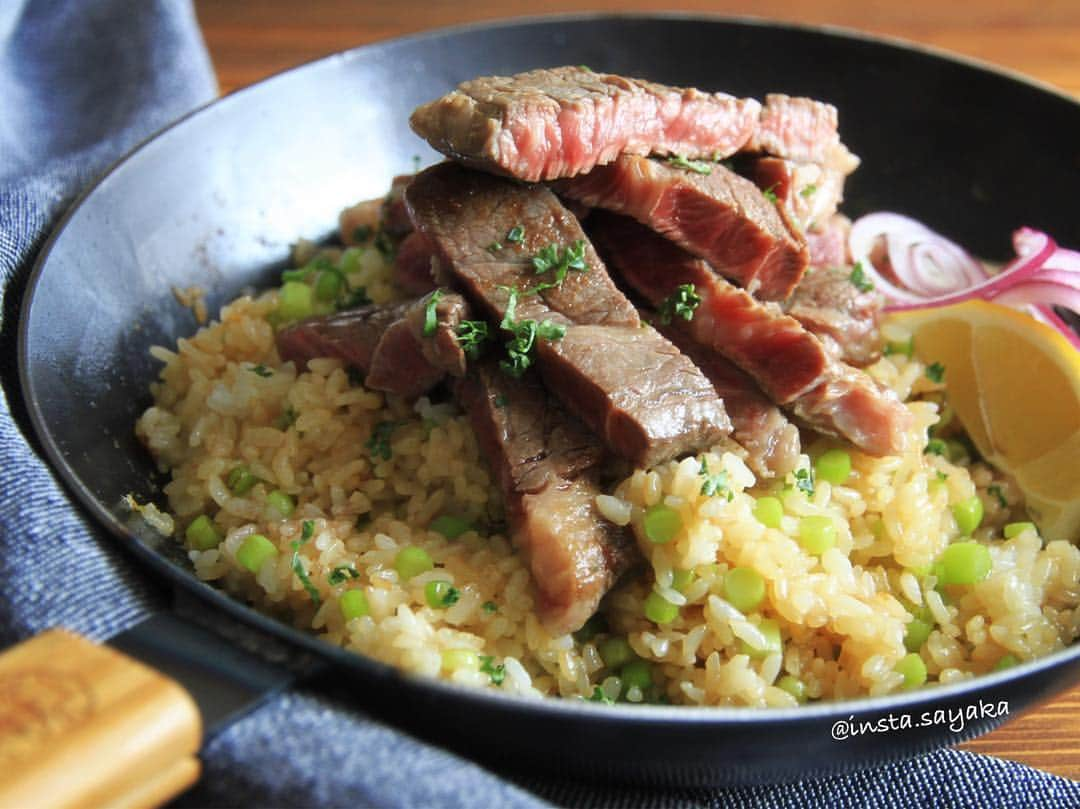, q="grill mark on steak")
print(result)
[455,361,637,634]
[409,66,762,183]
[586,211,911,456]
[405,162,731,467]
[275,290,468,398]
[556,155,808,301]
